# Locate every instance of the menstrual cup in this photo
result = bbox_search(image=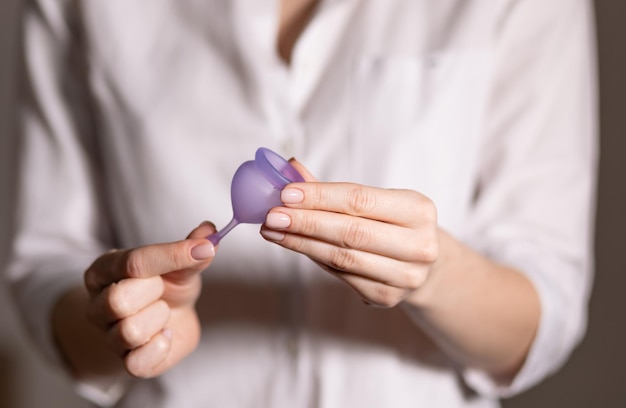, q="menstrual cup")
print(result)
[207,147,305,245]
